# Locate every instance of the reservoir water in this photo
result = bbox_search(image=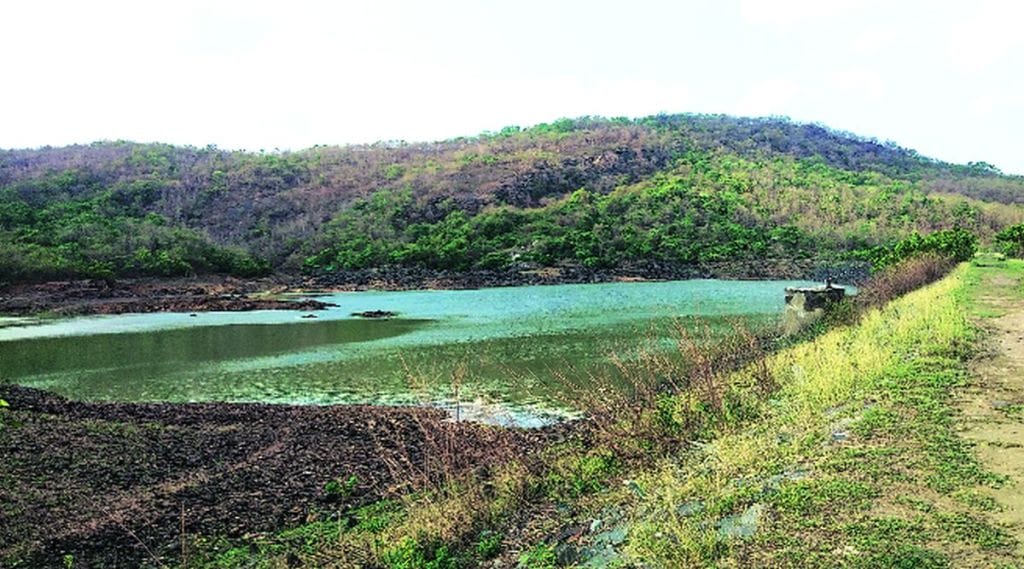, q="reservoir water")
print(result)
[0,279,816,426]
